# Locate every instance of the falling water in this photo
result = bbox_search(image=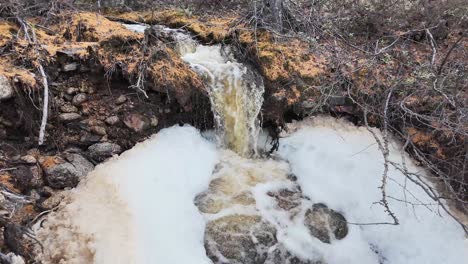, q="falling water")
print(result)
[174,35,264,157]
[182,46,264,157]
[123,24,265,157]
